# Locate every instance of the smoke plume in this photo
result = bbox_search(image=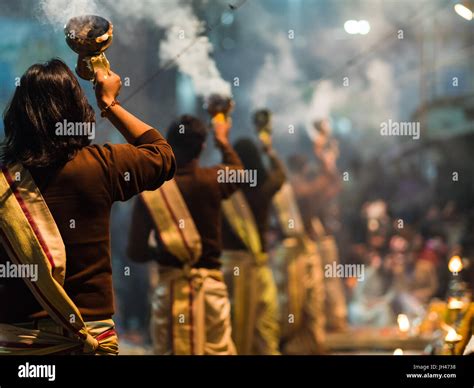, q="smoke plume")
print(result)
[39,0,231,98]
[39,0,101,27]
